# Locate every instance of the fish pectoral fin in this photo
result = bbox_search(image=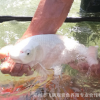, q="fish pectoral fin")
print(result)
[87,46,98,66]
[39,63,53,75]
[34,63,54,76]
